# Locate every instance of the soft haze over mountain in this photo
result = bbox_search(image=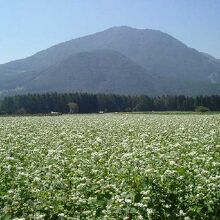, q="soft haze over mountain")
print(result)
[1,26,220,96]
